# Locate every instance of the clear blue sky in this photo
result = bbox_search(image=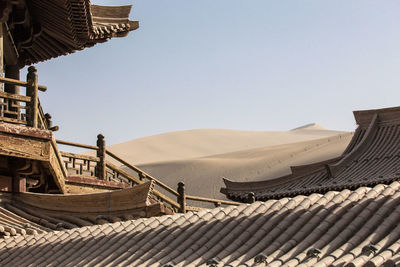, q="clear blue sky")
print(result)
[24,1,400,146]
